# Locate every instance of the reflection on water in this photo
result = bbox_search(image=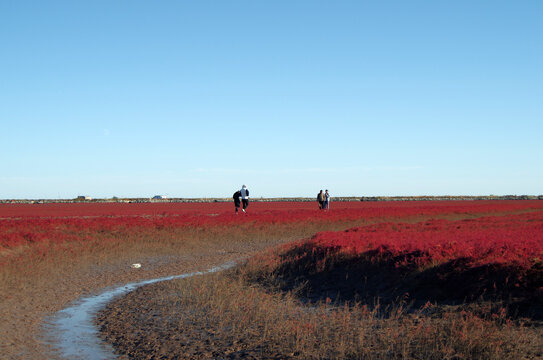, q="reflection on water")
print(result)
[43,262,236,360]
